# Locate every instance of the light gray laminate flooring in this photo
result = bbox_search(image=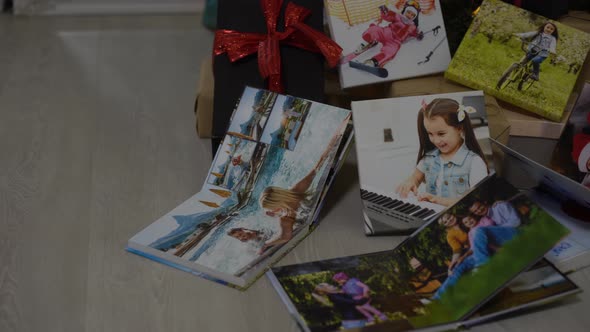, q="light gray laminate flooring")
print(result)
[1,13,589,332]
